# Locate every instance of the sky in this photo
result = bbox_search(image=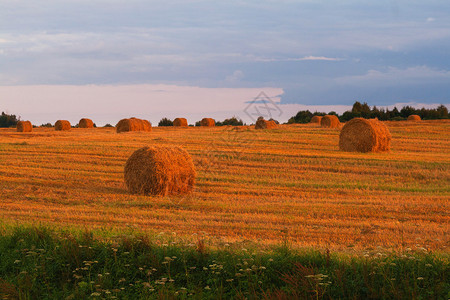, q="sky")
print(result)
[1,0,449,125]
